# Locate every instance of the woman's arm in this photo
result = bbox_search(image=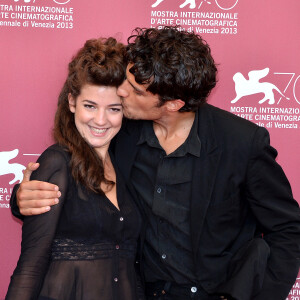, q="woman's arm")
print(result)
[6,146,69,300]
